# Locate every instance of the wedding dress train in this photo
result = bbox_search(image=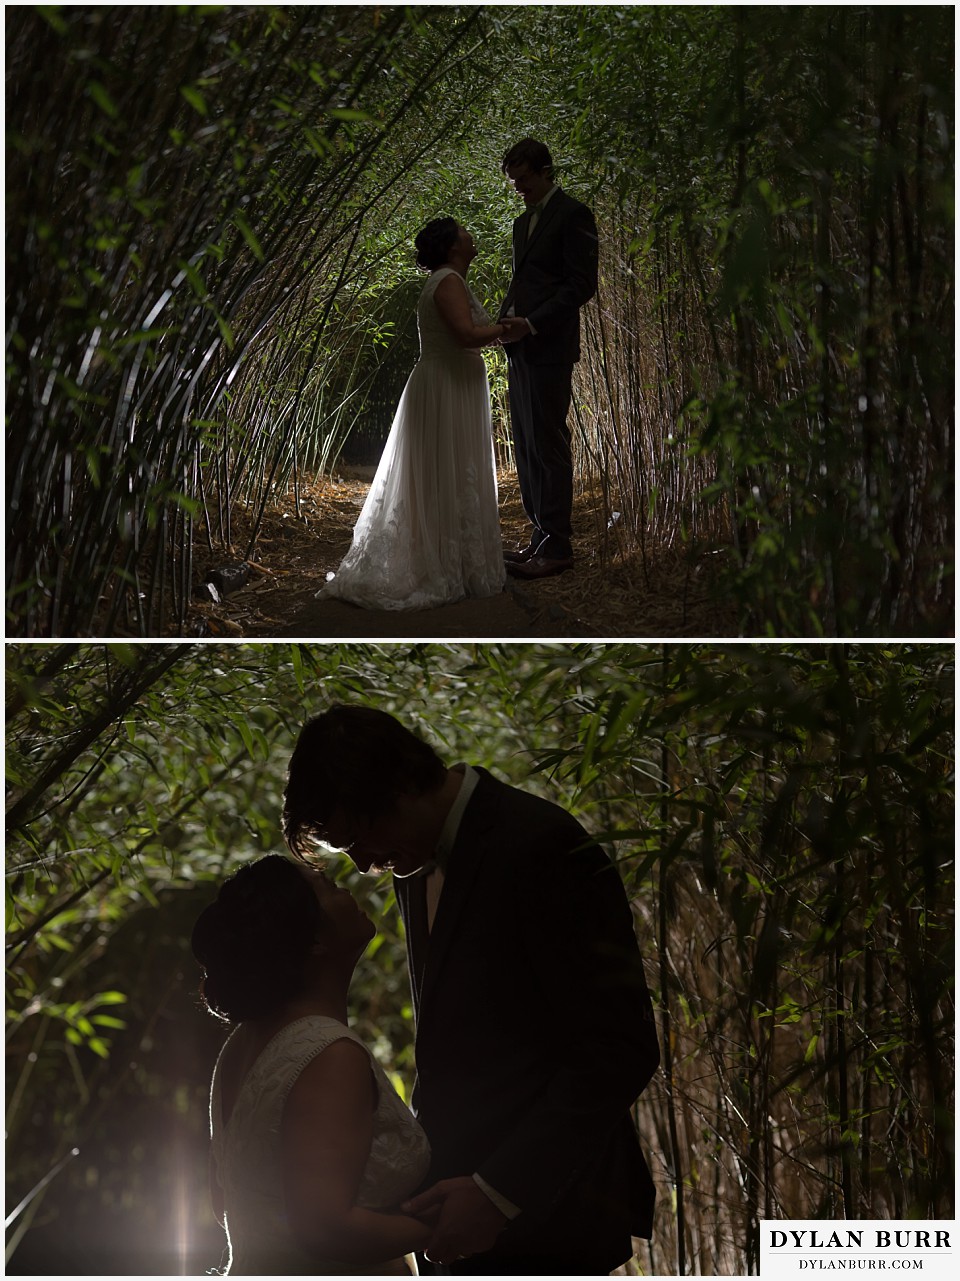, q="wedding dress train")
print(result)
[319,266,506,609]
